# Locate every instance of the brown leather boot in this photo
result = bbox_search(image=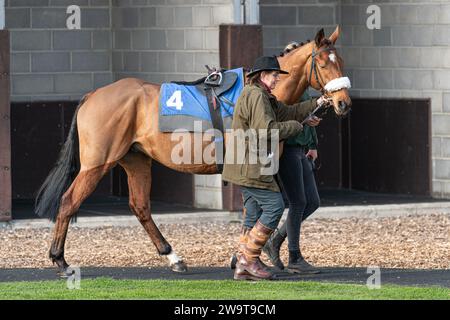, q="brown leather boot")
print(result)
[230,226,250,270]
[234,221,275,281]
